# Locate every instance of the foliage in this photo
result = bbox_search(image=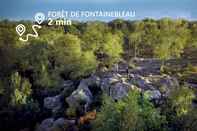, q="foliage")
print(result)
[166,85,195,117]
[101,33,123,66]
[81,22,107,51]
[162,85,196,130]
[0,80,4,95]
[70,51,97,79]
[0,19,197,131]
[19,39,60,88]
[10,72,32,106]
[181,108,197,131]
[53,34,97,79]
[93,90,166,131]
